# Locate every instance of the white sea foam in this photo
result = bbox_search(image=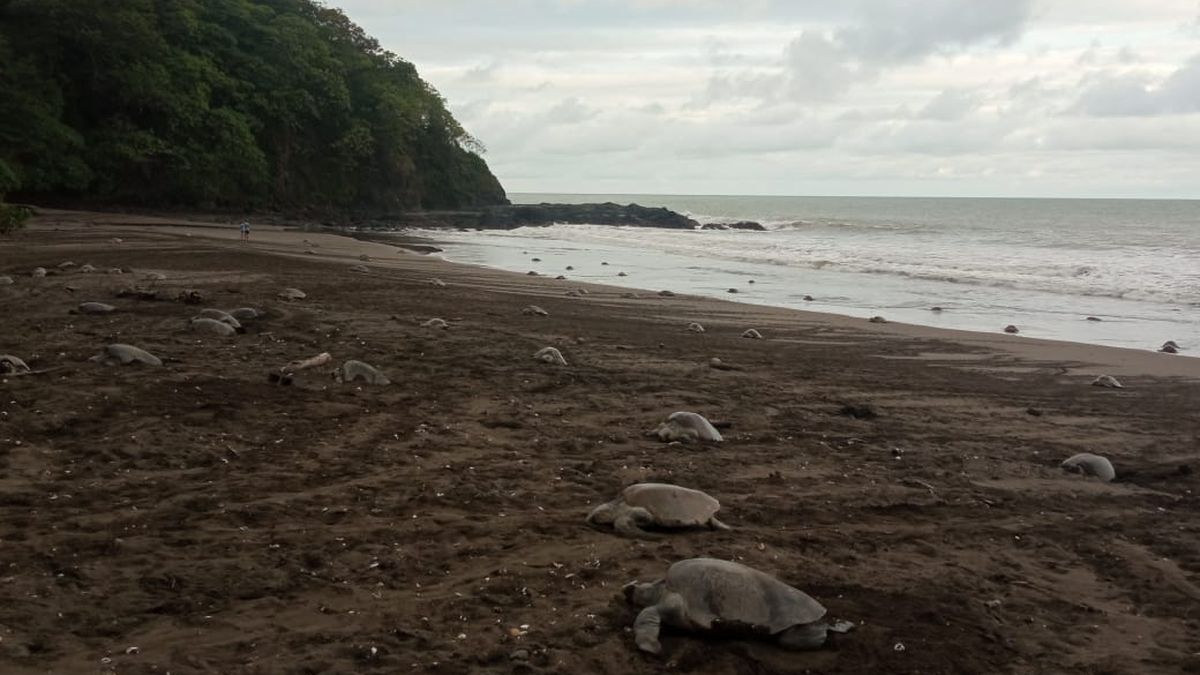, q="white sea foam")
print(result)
[403,194,1200,353]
